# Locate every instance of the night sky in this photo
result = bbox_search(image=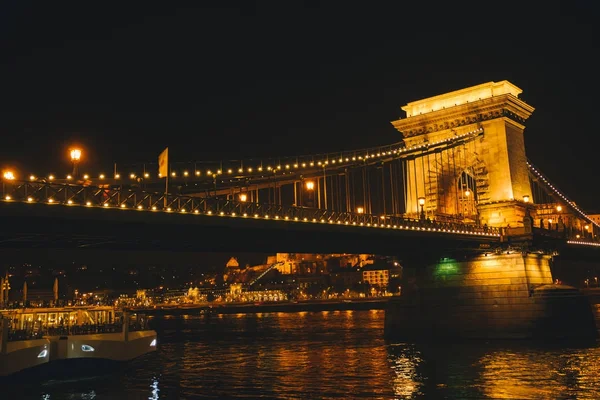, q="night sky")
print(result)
[1,1,598,209]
